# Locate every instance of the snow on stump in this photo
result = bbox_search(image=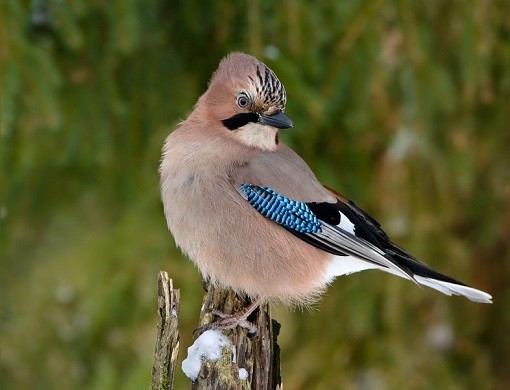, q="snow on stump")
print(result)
[189,283,282,390]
